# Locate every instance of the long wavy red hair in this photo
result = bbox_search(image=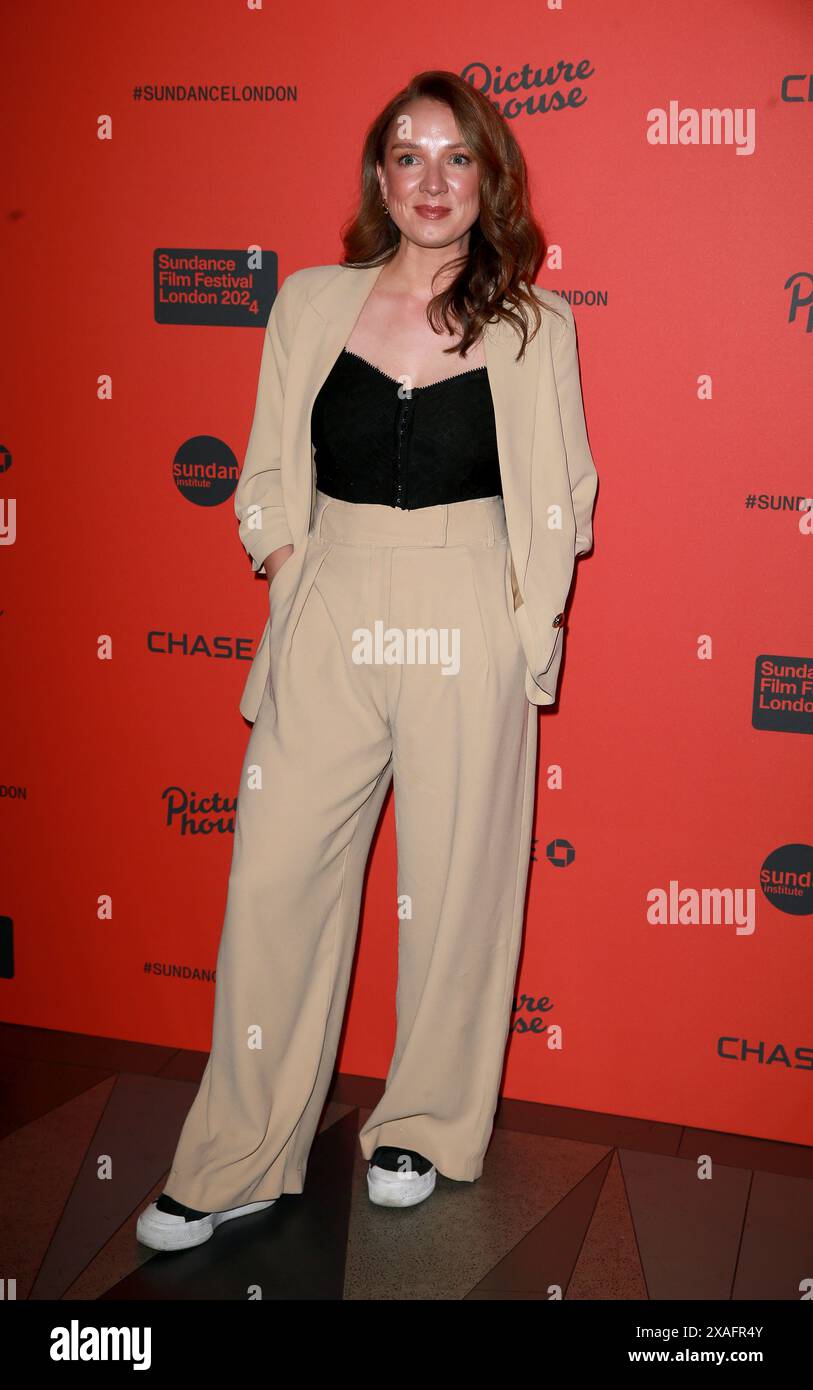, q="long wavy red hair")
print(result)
[340,69,565,361]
